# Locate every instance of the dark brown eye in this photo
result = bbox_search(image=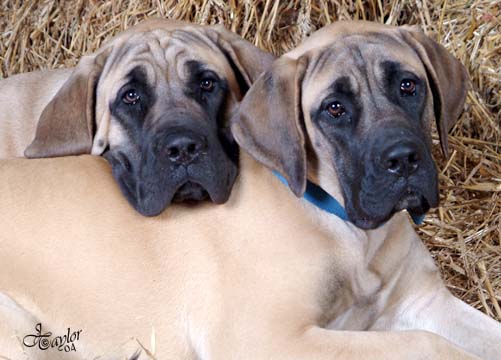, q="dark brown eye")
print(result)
[123,90,140,105]
[200,78,215,91]
[327,101,346,118]
[400,79,416,96]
